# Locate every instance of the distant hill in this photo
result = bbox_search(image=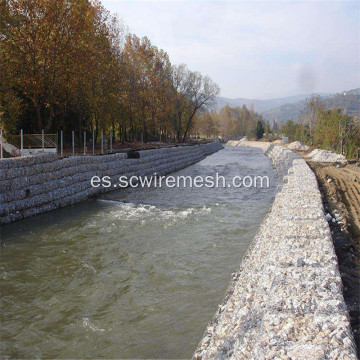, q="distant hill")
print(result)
[215,88,360,124]
[214,94,319,113]
[343,88,360,96]
[262,88,360,123]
